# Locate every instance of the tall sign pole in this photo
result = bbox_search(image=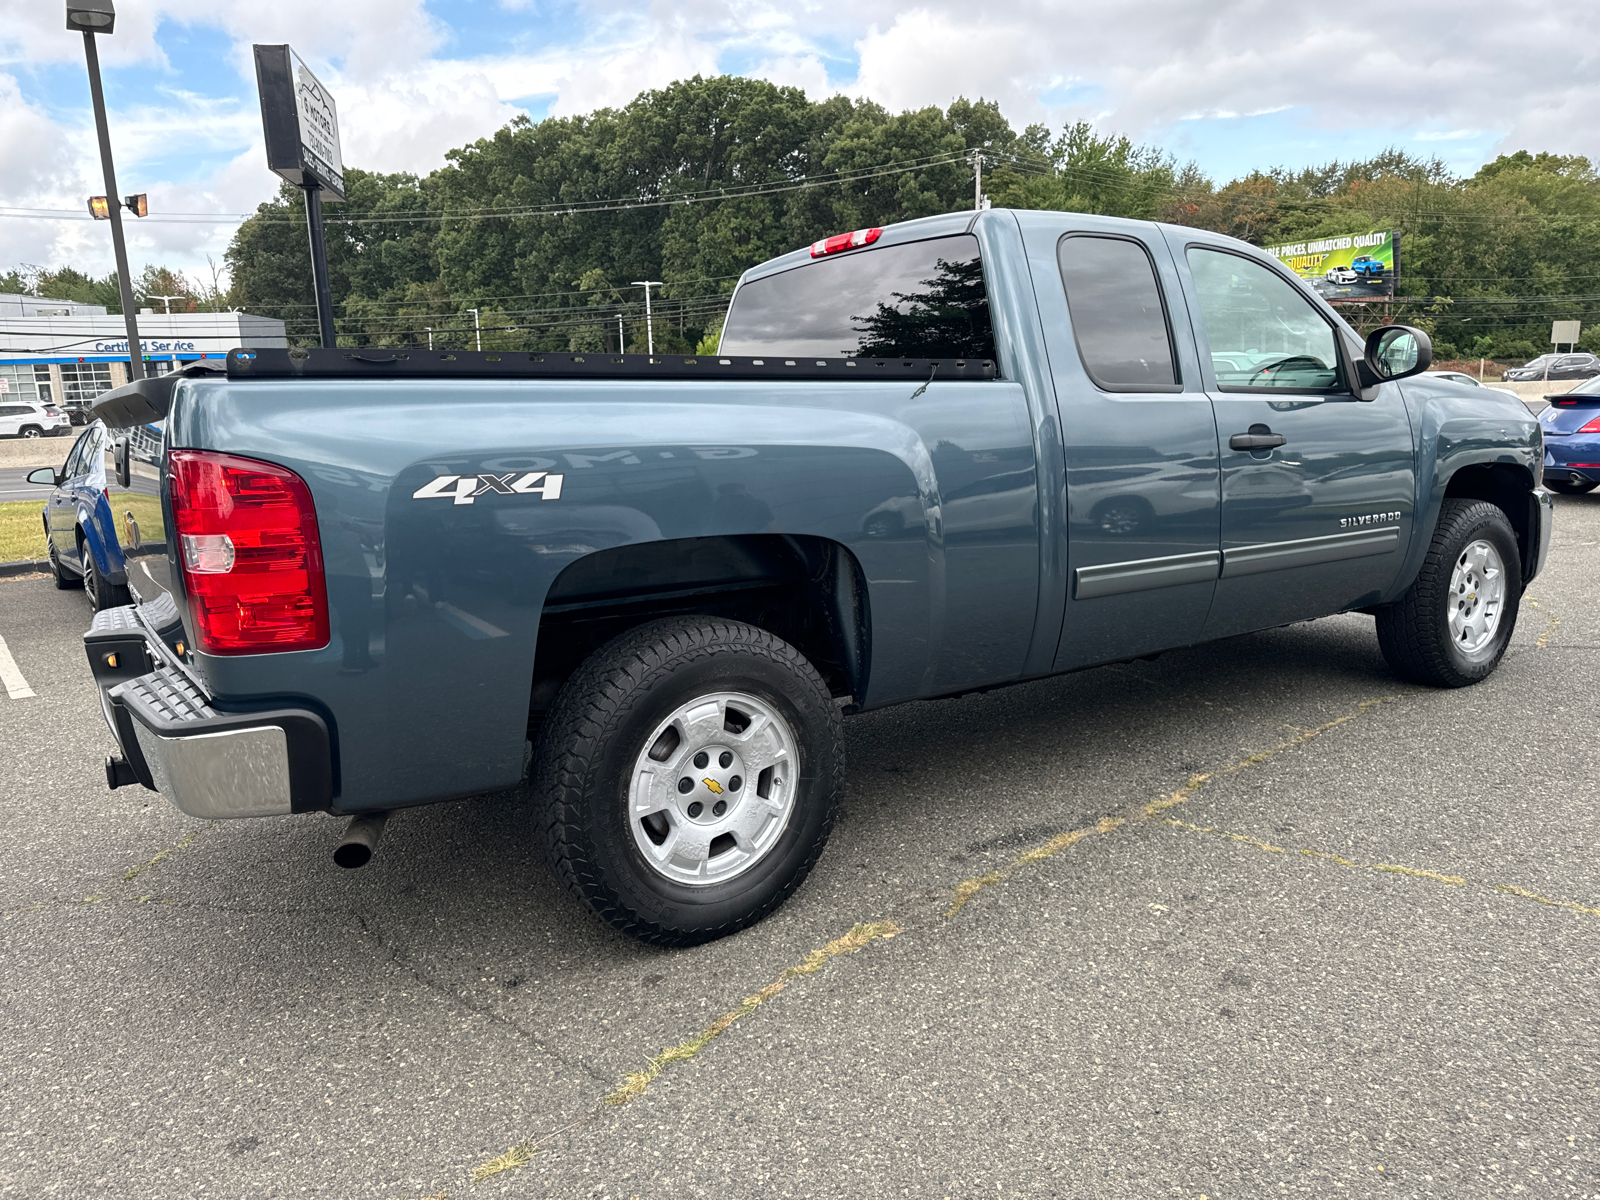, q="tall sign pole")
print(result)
[69,3,143,380]
[253,45,345,349]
